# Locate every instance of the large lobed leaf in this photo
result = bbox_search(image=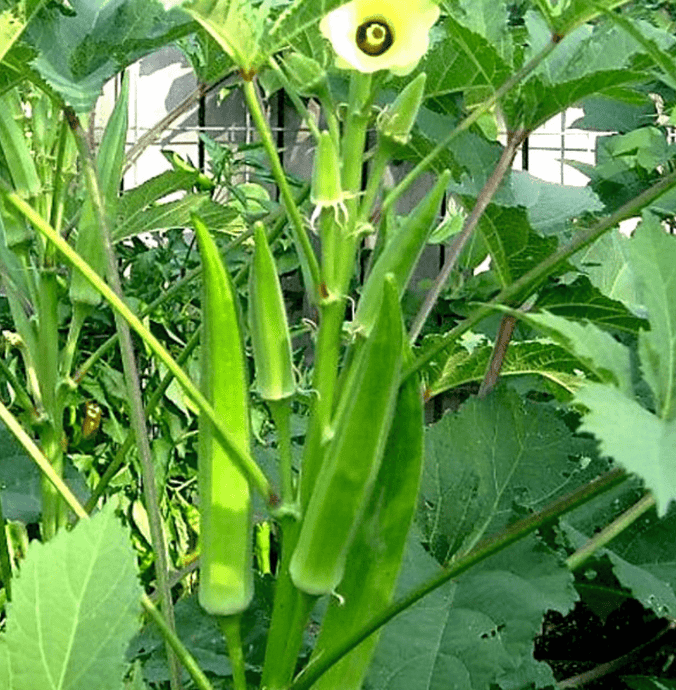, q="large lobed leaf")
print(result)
[418,387,595,564]
[366,535,576,690]
[3,503,141,690]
